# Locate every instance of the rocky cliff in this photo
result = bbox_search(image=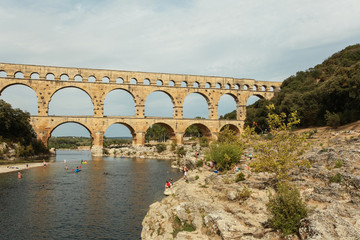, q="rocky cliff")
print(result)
[141,125,360,240]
